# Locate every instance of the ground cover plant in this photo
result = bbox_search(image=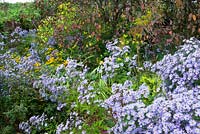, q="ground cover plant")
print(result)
[0,0,200,134]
